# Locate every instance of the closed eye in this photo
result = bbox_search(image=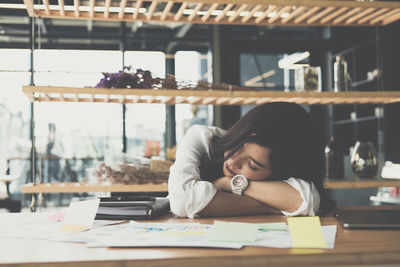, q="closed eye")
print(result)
[248,162,258,171]
[249,156,266,168]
